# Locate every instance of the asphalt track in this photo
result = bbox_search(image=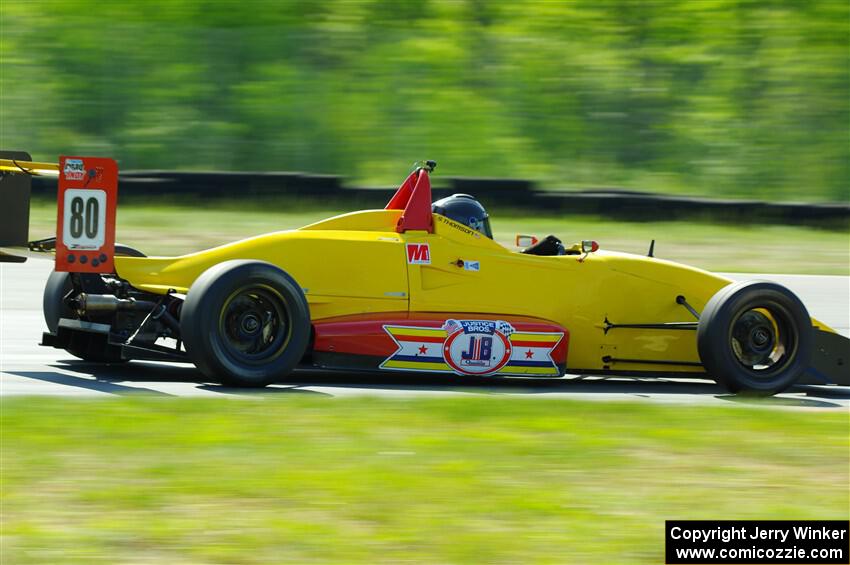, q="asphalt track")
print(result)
[1,258,848,409]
